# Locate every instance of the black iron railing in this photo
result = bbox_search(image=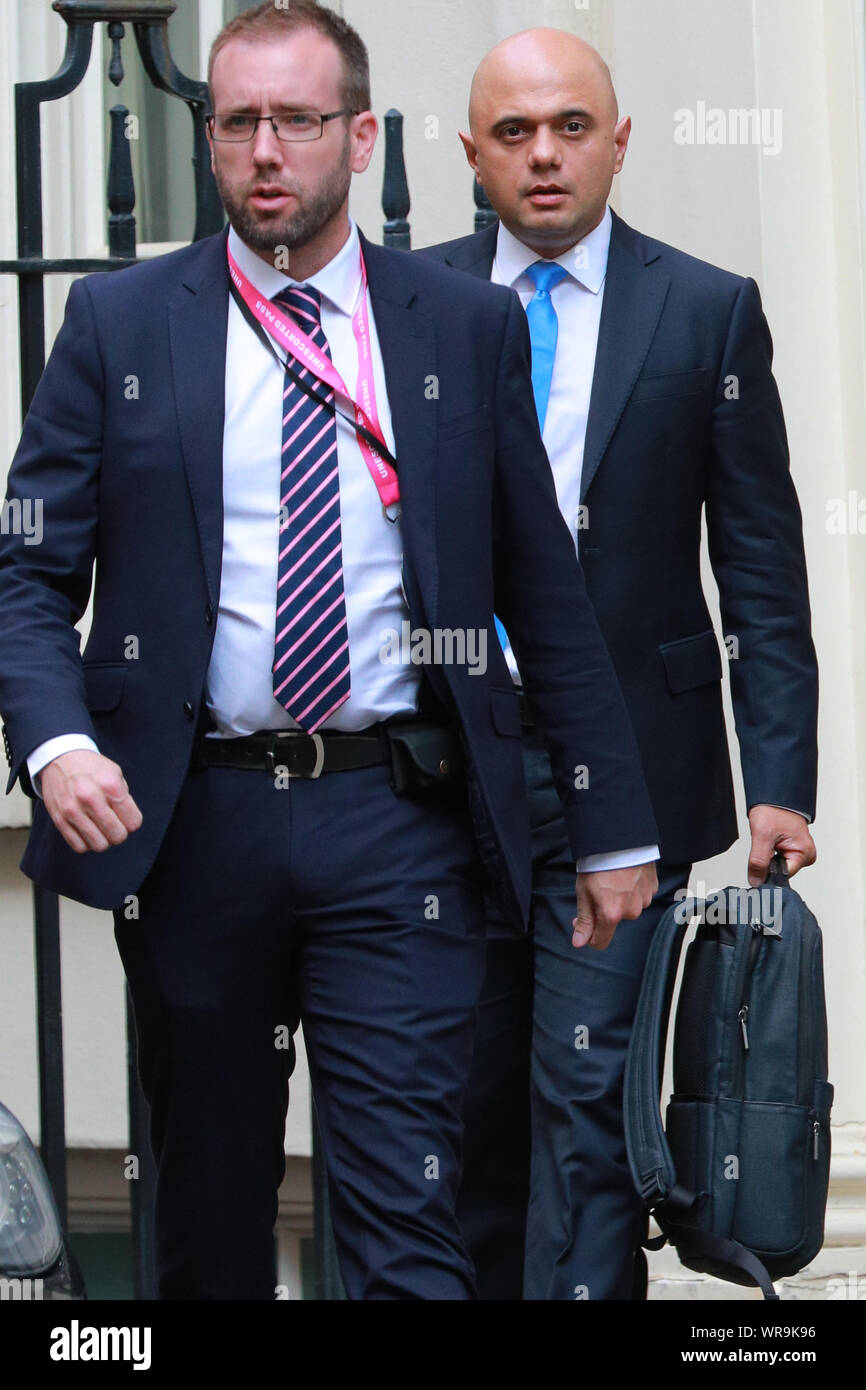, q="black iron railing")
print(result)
[1,0,225,1303]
